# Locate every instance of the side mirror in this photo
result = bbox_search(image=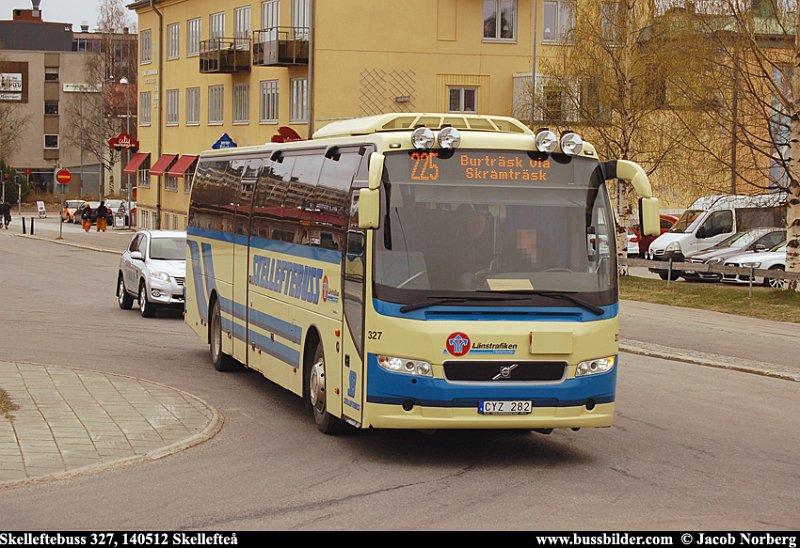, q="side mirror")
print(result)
[130,251,144,261]
[638,197,660,237]
[753,244,767,252]
[358,188,380,229]
[368,152,385,191]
